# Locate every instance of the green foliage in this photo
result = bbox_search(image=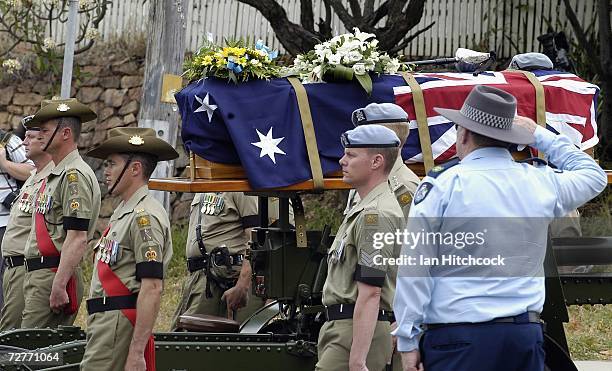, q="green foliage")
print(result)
[0,0,109,78]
